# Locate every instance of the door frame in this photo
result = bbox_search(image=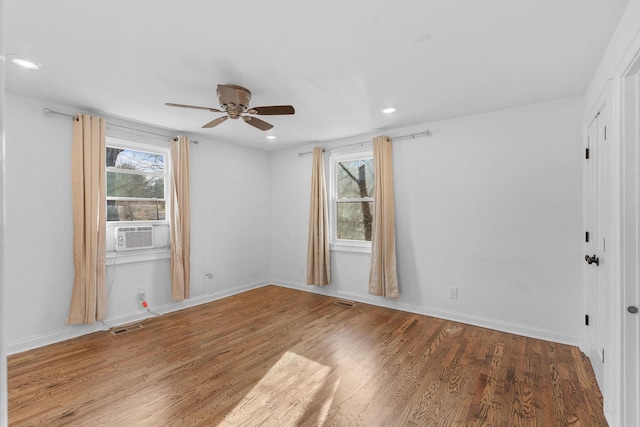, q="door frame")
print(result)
[614,29,640,427]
